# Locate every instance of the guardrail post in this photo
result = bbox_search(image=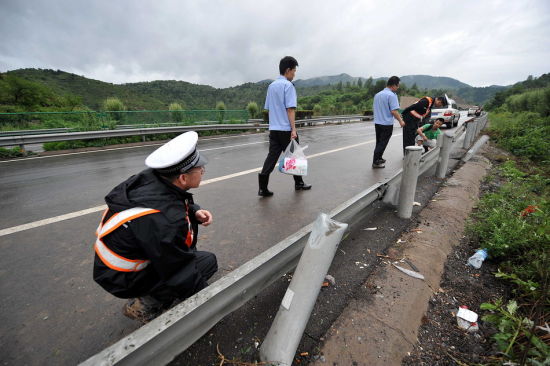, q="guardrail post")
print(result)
[463,120,476,149]
[436,132,454,179]
[480,114,488,130]
[397,146,423,219]
[474,115,483,137]
[462,135,489,162]
[259,213,348,366]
